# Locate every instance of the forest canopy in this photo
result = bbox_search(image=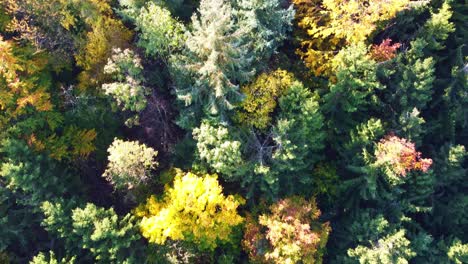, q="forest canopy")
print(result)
[0,0,466,263]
